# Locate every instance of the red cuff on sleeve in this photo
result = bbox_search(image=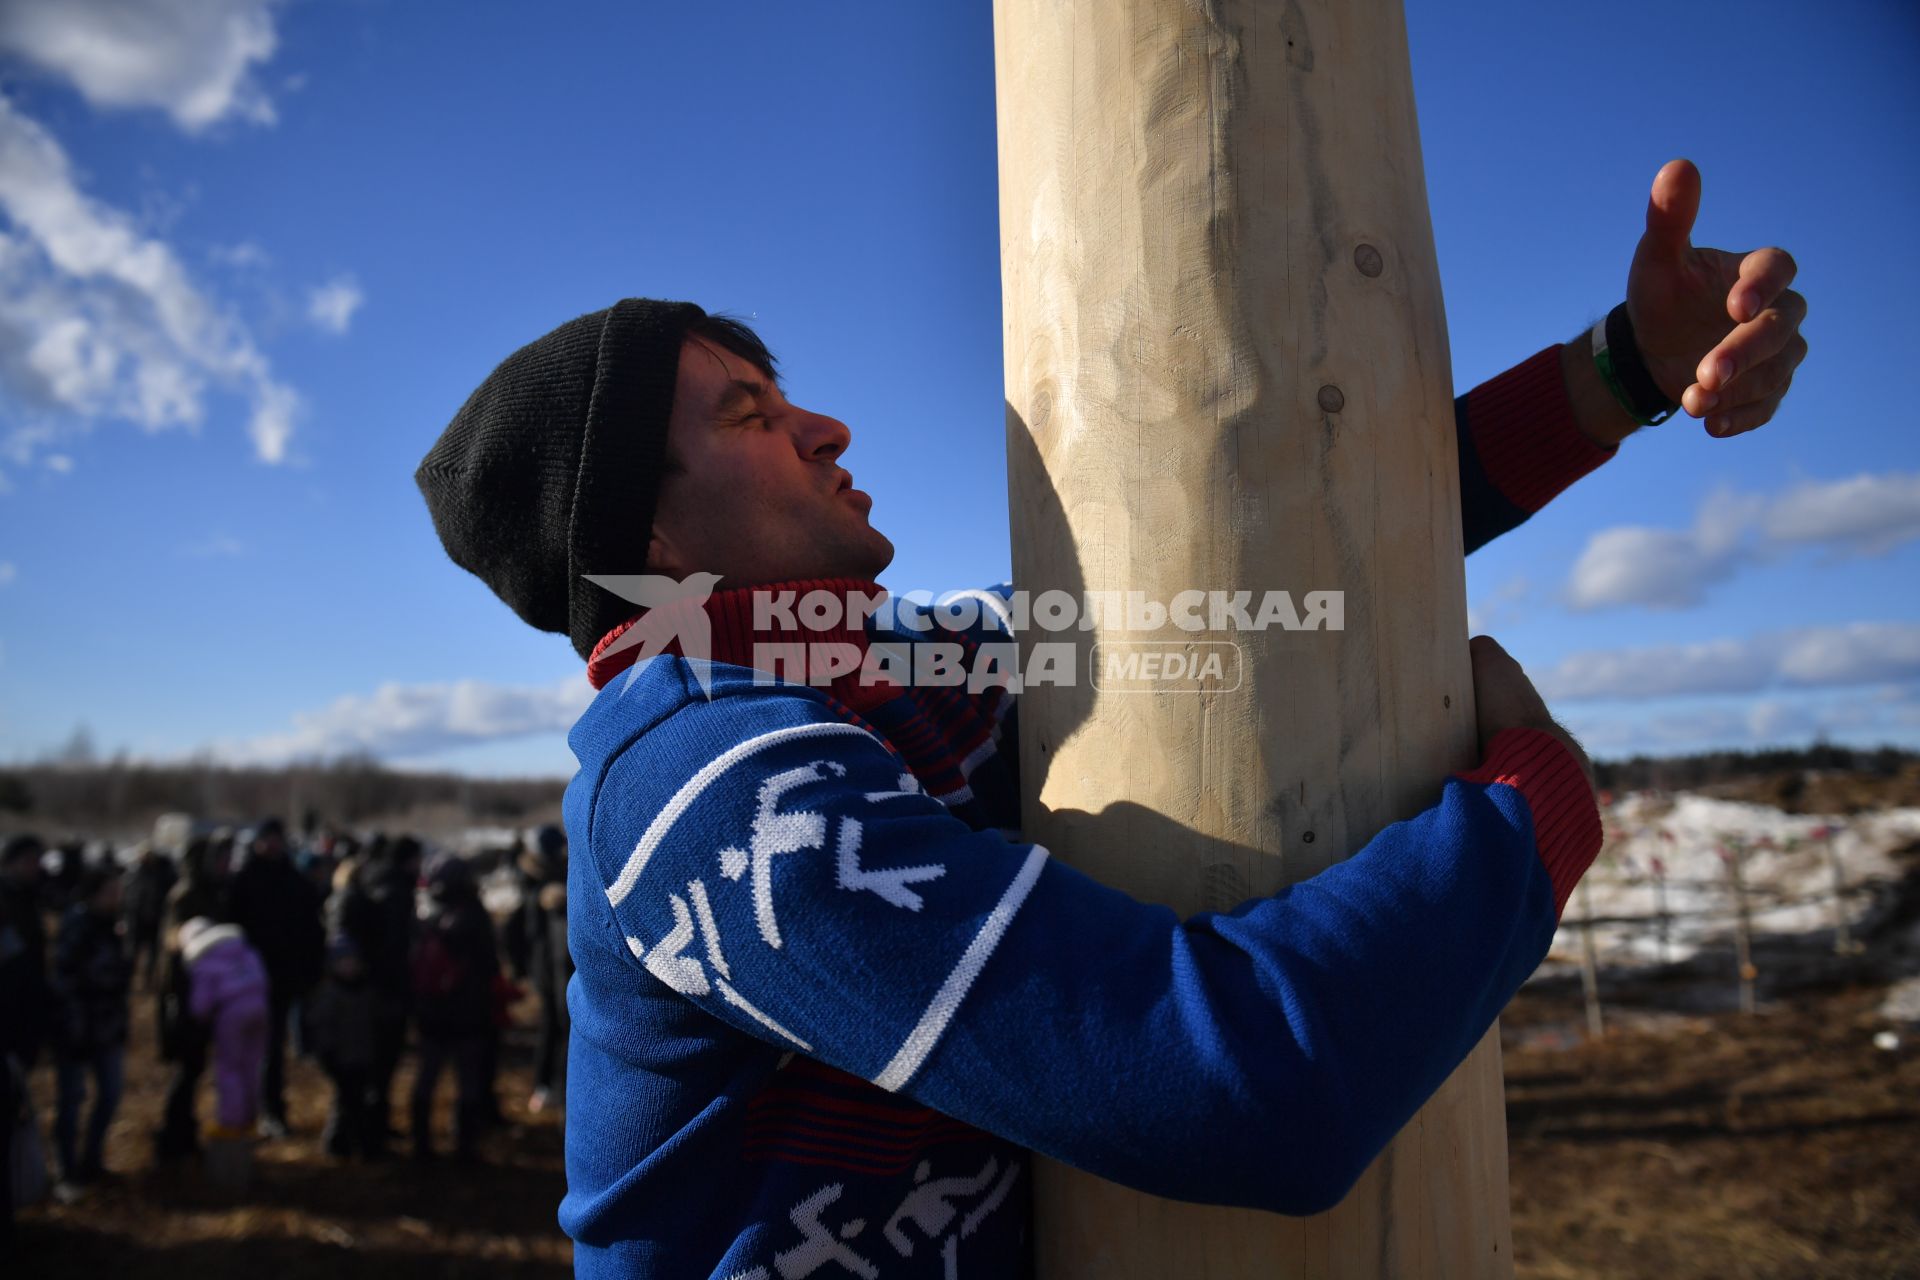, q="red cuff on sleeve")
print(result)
[1466,345,1617,515]
[1455,726,1602,921]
